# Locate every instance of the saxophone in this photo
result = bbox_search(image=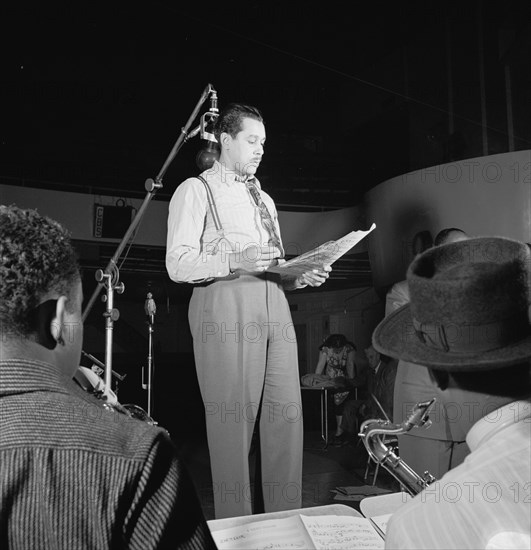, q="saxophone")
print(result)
[74,366,160,427]
[359,398,437,496]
